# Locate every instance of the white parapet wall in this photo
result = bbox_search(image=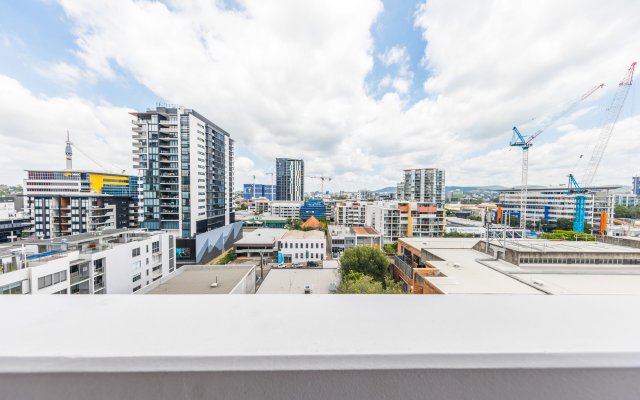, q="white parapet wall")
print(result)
[1,295,640,399]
